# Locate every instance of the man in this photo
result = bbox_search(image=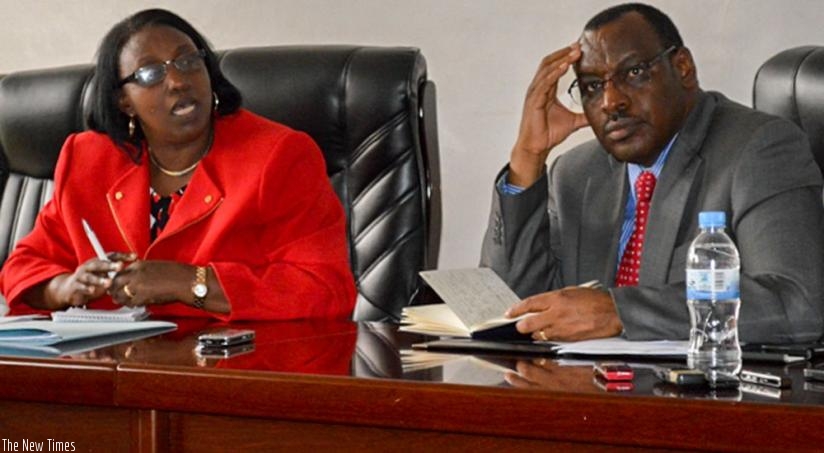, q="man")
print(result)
[481,3,824,343]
